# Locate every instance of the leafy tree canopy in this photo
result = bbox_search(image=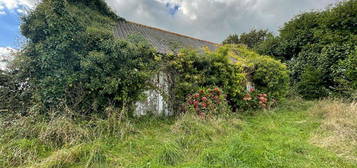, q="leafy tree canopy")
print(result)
[223,29,272,49]
[233,0,357,98]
